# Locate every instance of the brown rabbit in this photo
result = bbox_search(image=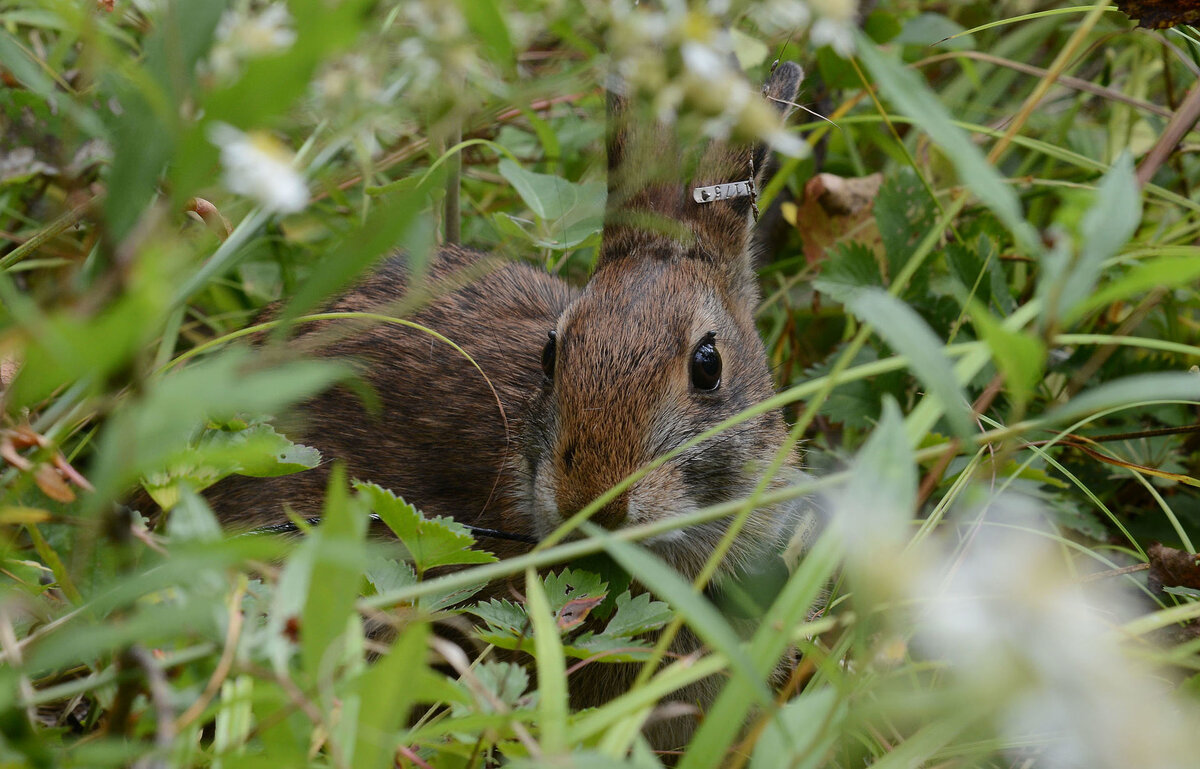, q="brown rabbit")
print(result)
[203,62,812,750]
